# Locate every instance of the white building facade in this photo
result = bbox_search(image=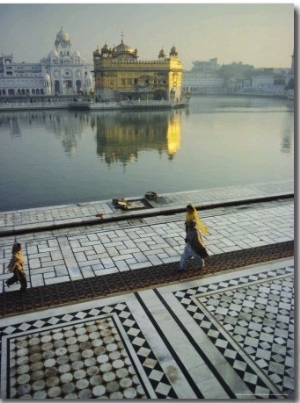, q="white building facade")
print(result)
[0,28,94,99]
[0,54,50,97]
[182,58,226,94]
[40,27,94,96]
